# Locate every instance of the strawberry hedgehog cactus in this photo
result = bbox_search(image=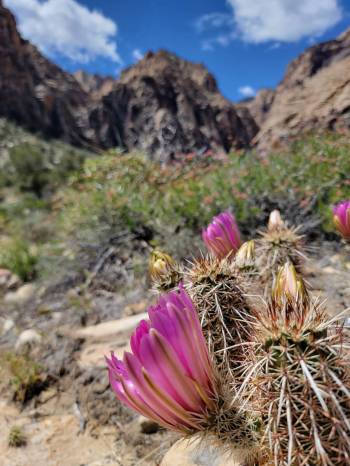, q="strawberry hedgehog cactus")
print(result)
[106,206,350,466]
